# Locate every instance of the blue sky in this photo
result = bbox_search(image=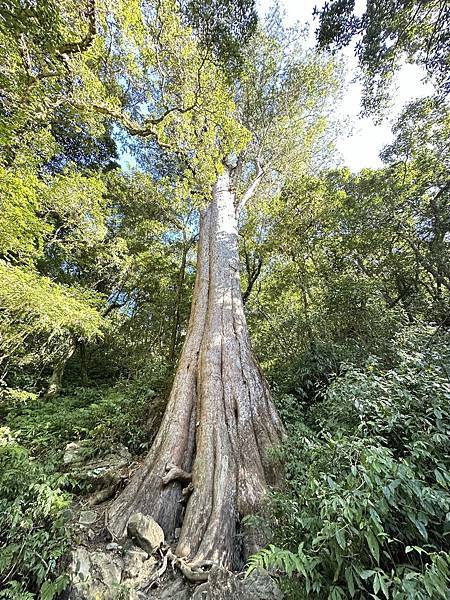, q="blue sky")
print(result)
[258,0,434,171]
